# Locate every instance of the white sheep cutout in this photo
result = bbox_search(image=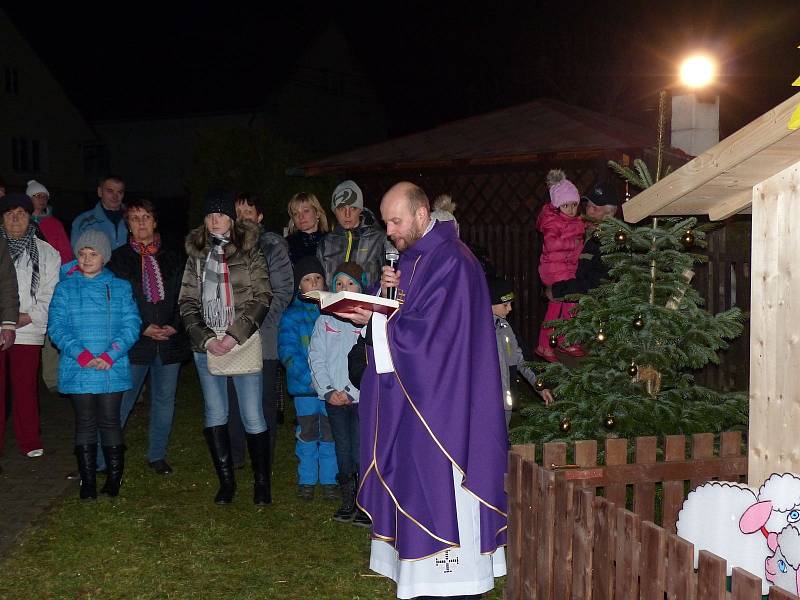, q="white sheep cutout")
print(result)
[676,474,800,596]
[765,525,800,595]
